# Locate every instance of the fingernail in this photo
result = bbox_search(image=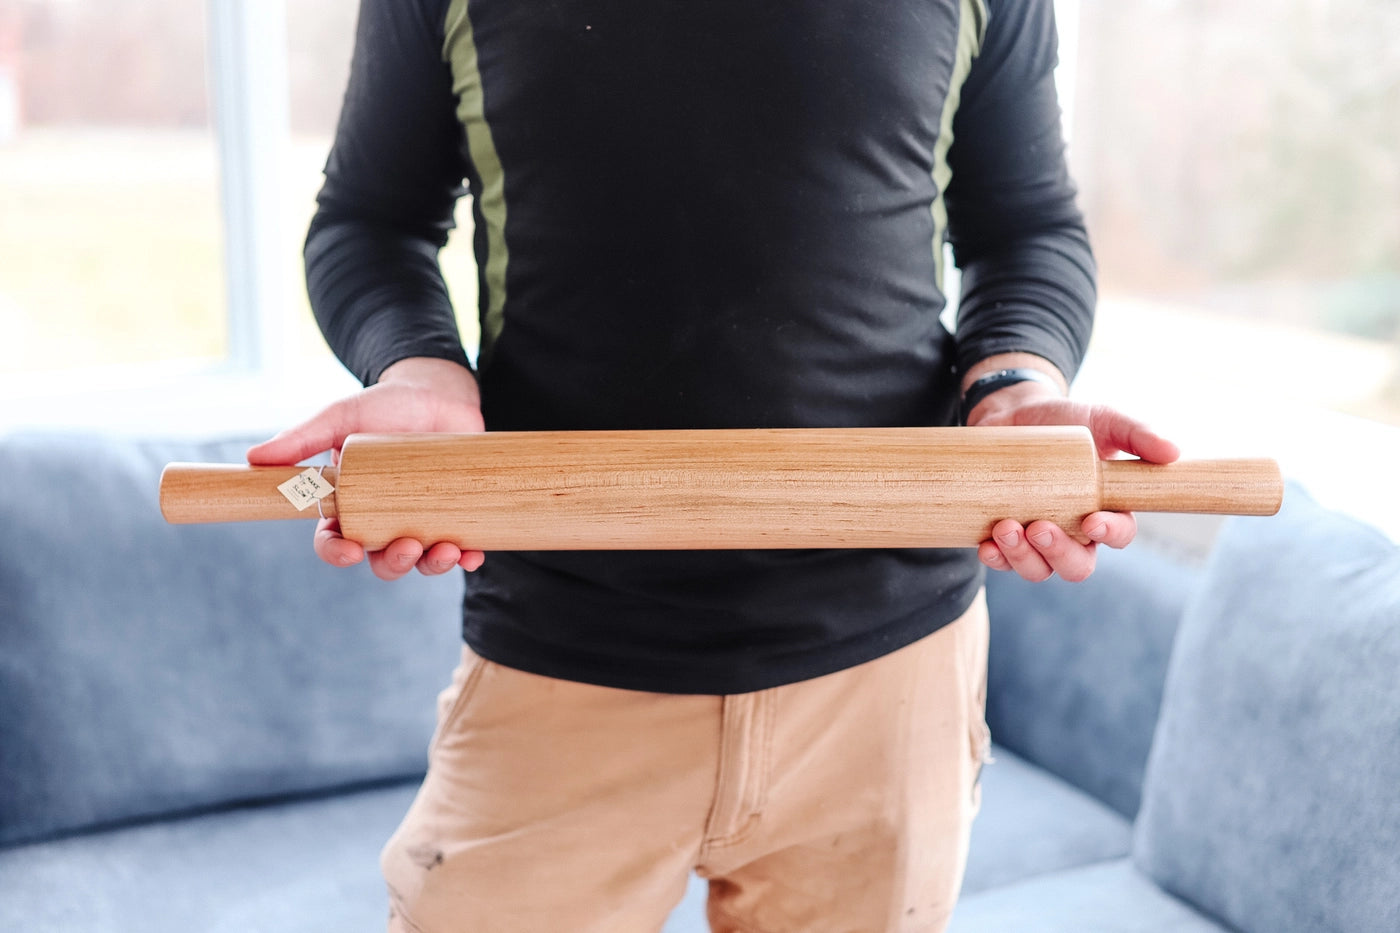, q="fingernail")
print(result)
[337,554,355,566]
[394,554,414,570]
[433,560,453,572]
[1086,522,1107,540]
[1031,531,1054,548]
[996,529,1020,548]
